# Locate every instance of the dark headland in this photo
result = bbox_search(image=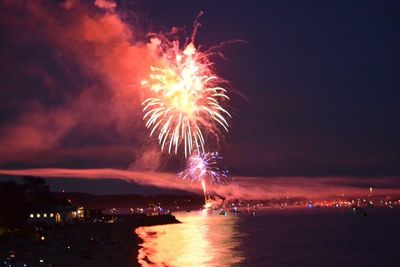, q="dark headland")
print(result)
[0,177,189,267]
